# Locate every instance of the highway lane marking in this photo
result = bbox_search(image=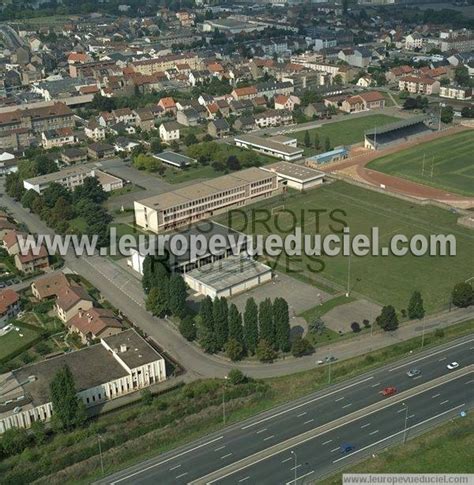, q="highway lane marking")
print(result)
[286,470,314,484]
[465,379,474,385]
[304,419,315,424]
[330,447,340,453]
[238,477,250,482]
[109,435,224,484]
[440,400,449,405]
[322,439,333,445]
[281,457,292,463]
[342,403,352,409]
[333,403,466,464]
[175,472,188,479]
[439,357,447,362]
[221,453,233,460]
[202,375,472,485]
[360,423,371,429]
[397,408,406,413]
[388,339,474,372]
[263,435,275,441]
[256,428,267,434]
[413,375,422,380]
[432,393,441,399]
[290,465,302,471]
[371,382,381,388]
[409,414,415,419]
[297,412,307,417]
[214,446,226,451]
[169,465,181,471]
[369,430,379,436]
[240,376,374,430]
[335,397,345,402]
